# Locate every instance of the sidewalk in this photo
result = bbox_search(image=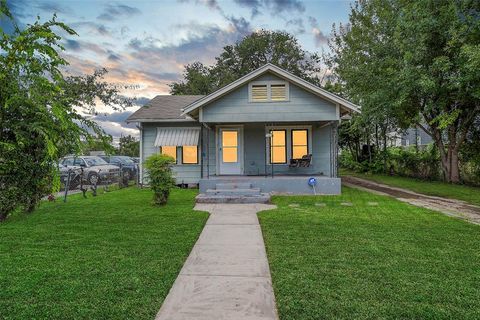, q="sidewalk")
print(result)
[156,203,279,320]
